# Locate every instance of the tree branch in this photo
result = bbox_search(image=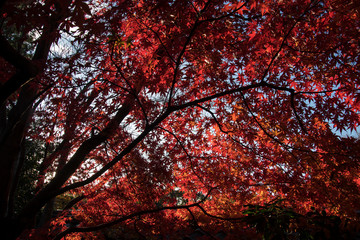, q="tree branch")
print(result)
[63,195,85,211]
[54,187,216,240]
[0,35,38,75]
[18,90,138,223]
[55,82,264,195]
